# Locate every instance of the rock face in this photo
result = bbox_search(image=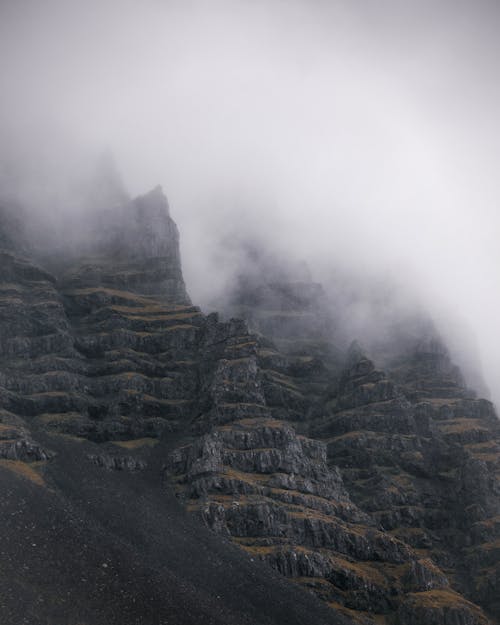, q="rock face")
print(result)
[176,253,500,625]
[0,190,499,625]
[61,186,190,303]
